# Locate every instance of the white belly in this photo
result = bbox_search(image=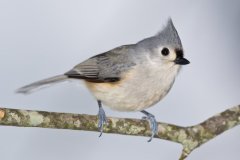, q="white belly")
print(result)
[85,64,180,112]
